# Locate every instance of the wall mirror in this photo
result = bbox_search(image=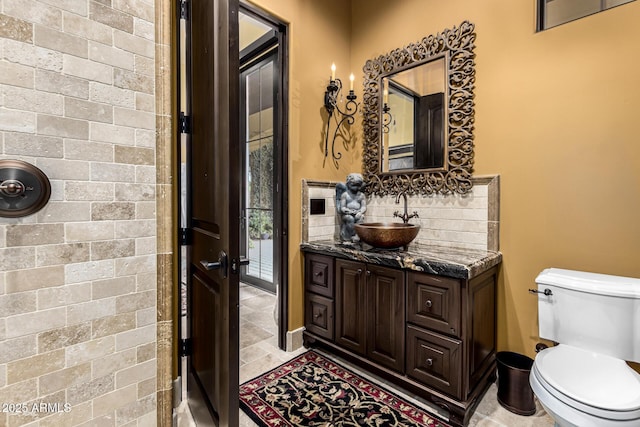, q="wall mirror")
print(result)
[362,21,476,195]
[382,56,446,172]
